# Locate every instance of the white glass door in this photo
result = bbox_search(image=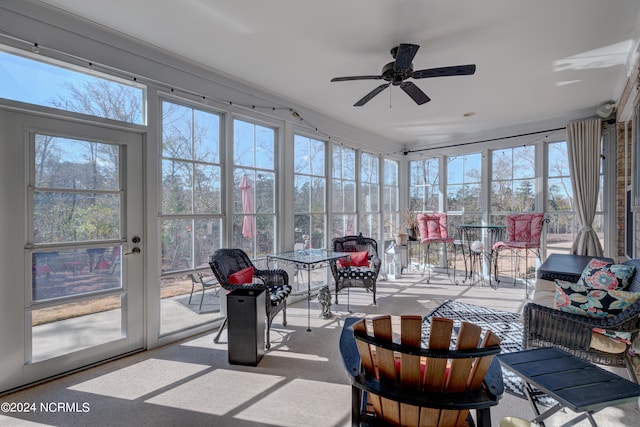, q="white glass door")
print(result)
[0,109,144,391]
